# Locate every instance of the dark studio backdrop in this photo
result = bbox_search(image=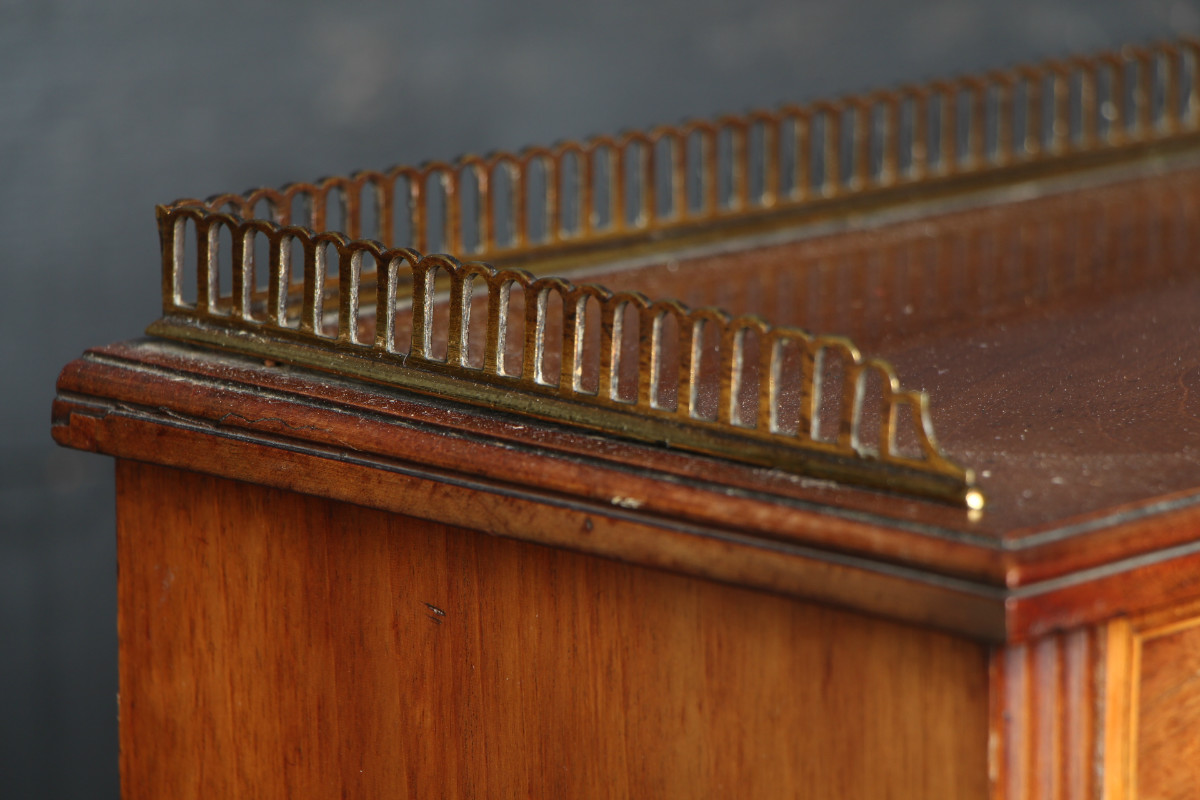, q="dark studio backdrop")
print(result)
[3,1,1198,796]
